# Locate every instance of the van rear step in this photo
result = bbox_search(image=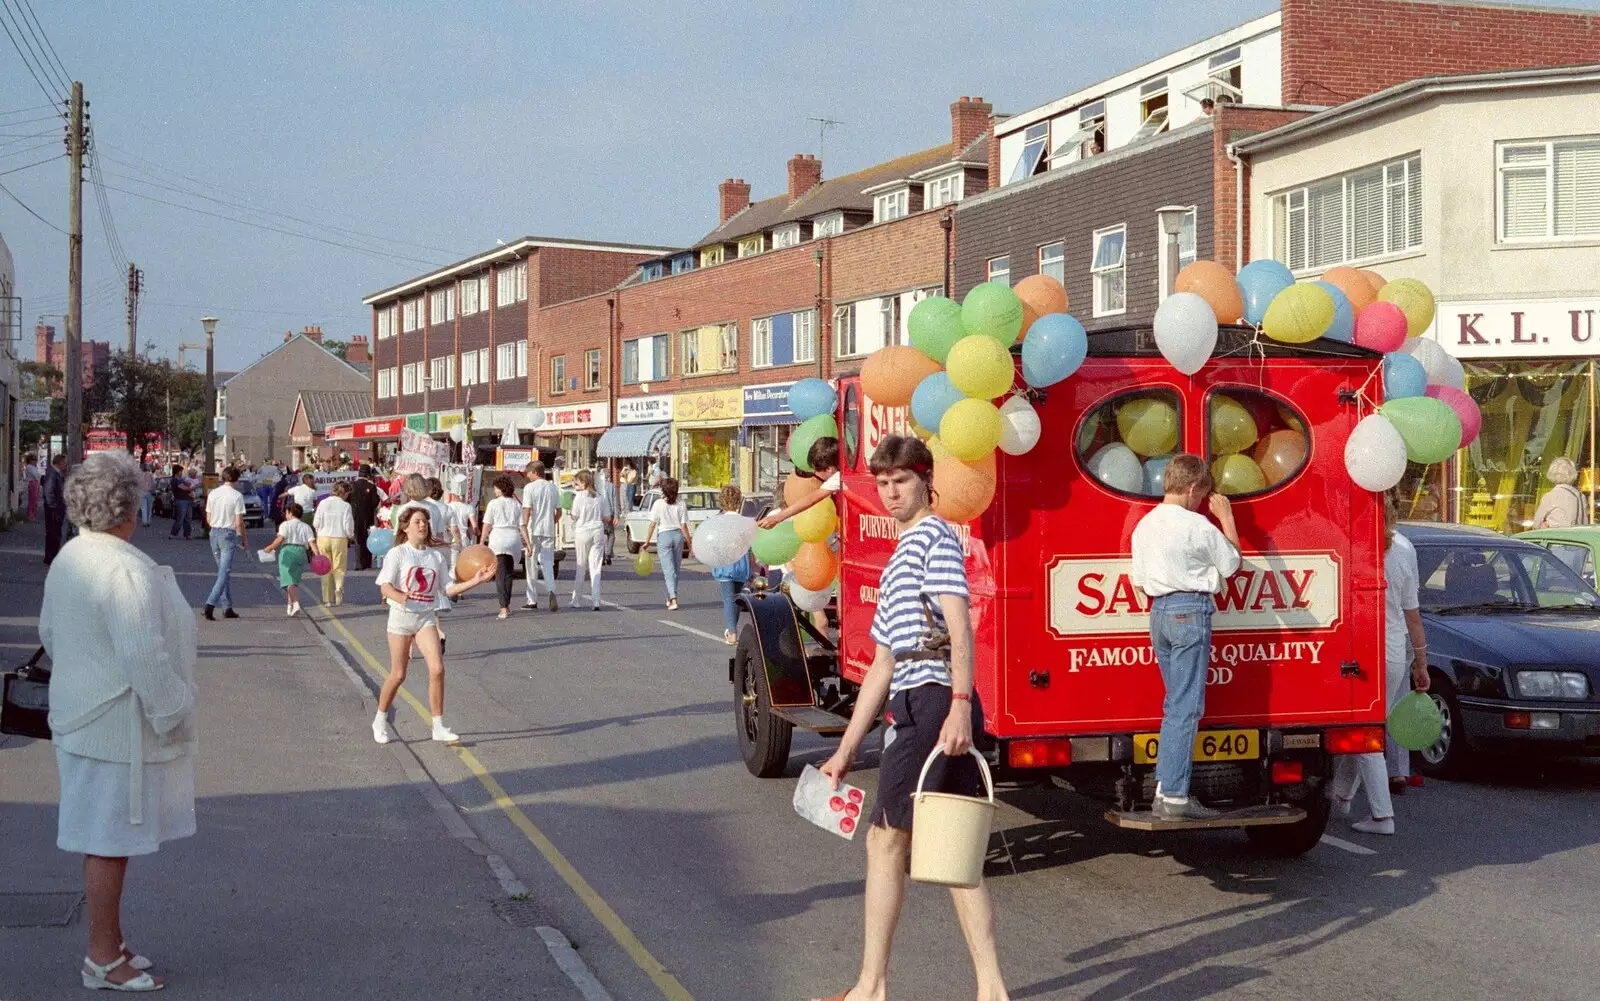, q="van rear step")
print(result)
[773,706,850,735]
[1104,804,1306,831]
